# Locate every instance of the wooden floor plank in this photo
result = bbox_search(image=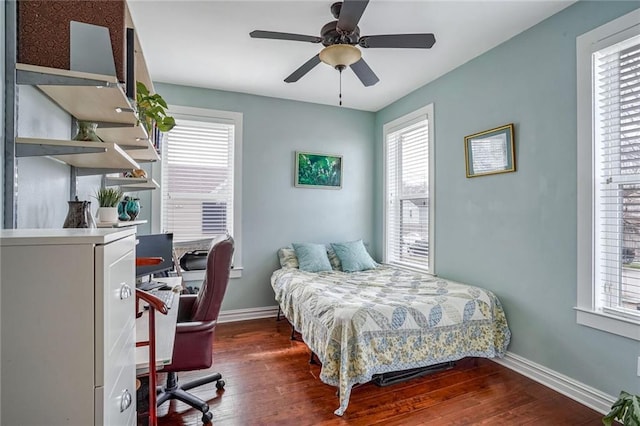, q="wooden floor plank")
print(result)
[147,318,605,425]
